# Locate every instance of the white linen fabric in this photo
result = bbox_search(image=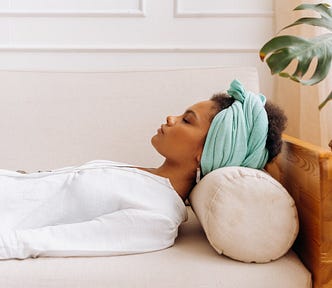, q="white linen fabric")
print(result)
[0,160,187,259]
